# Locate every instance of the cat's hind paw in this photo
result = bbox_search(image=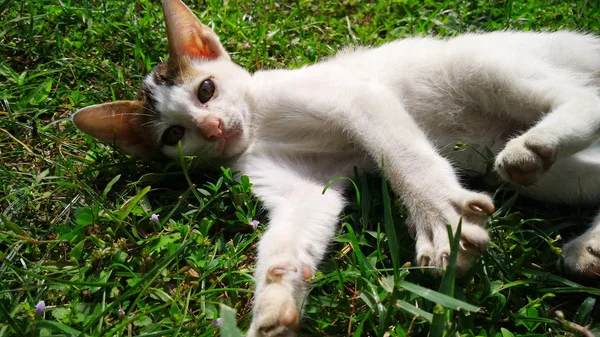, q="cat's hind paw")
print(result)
[247,262,309,337]
[495,136,556,185]
[563,232,600,278]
